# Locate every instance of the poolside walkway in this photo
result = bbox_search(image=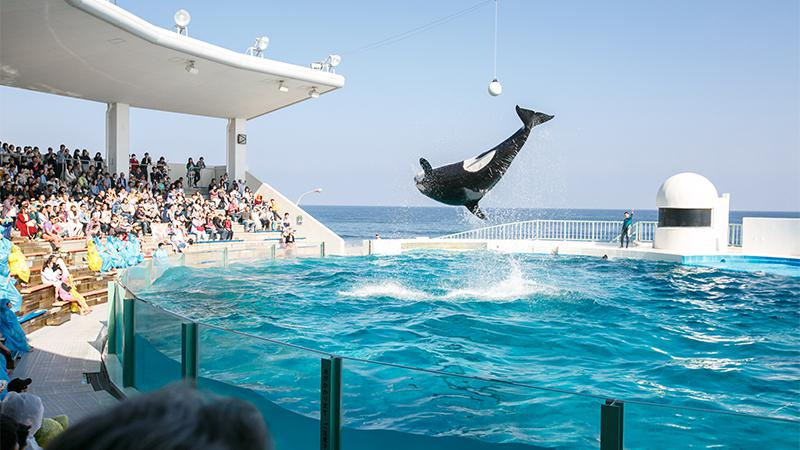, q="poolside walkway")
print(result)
[13,304,119,422]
